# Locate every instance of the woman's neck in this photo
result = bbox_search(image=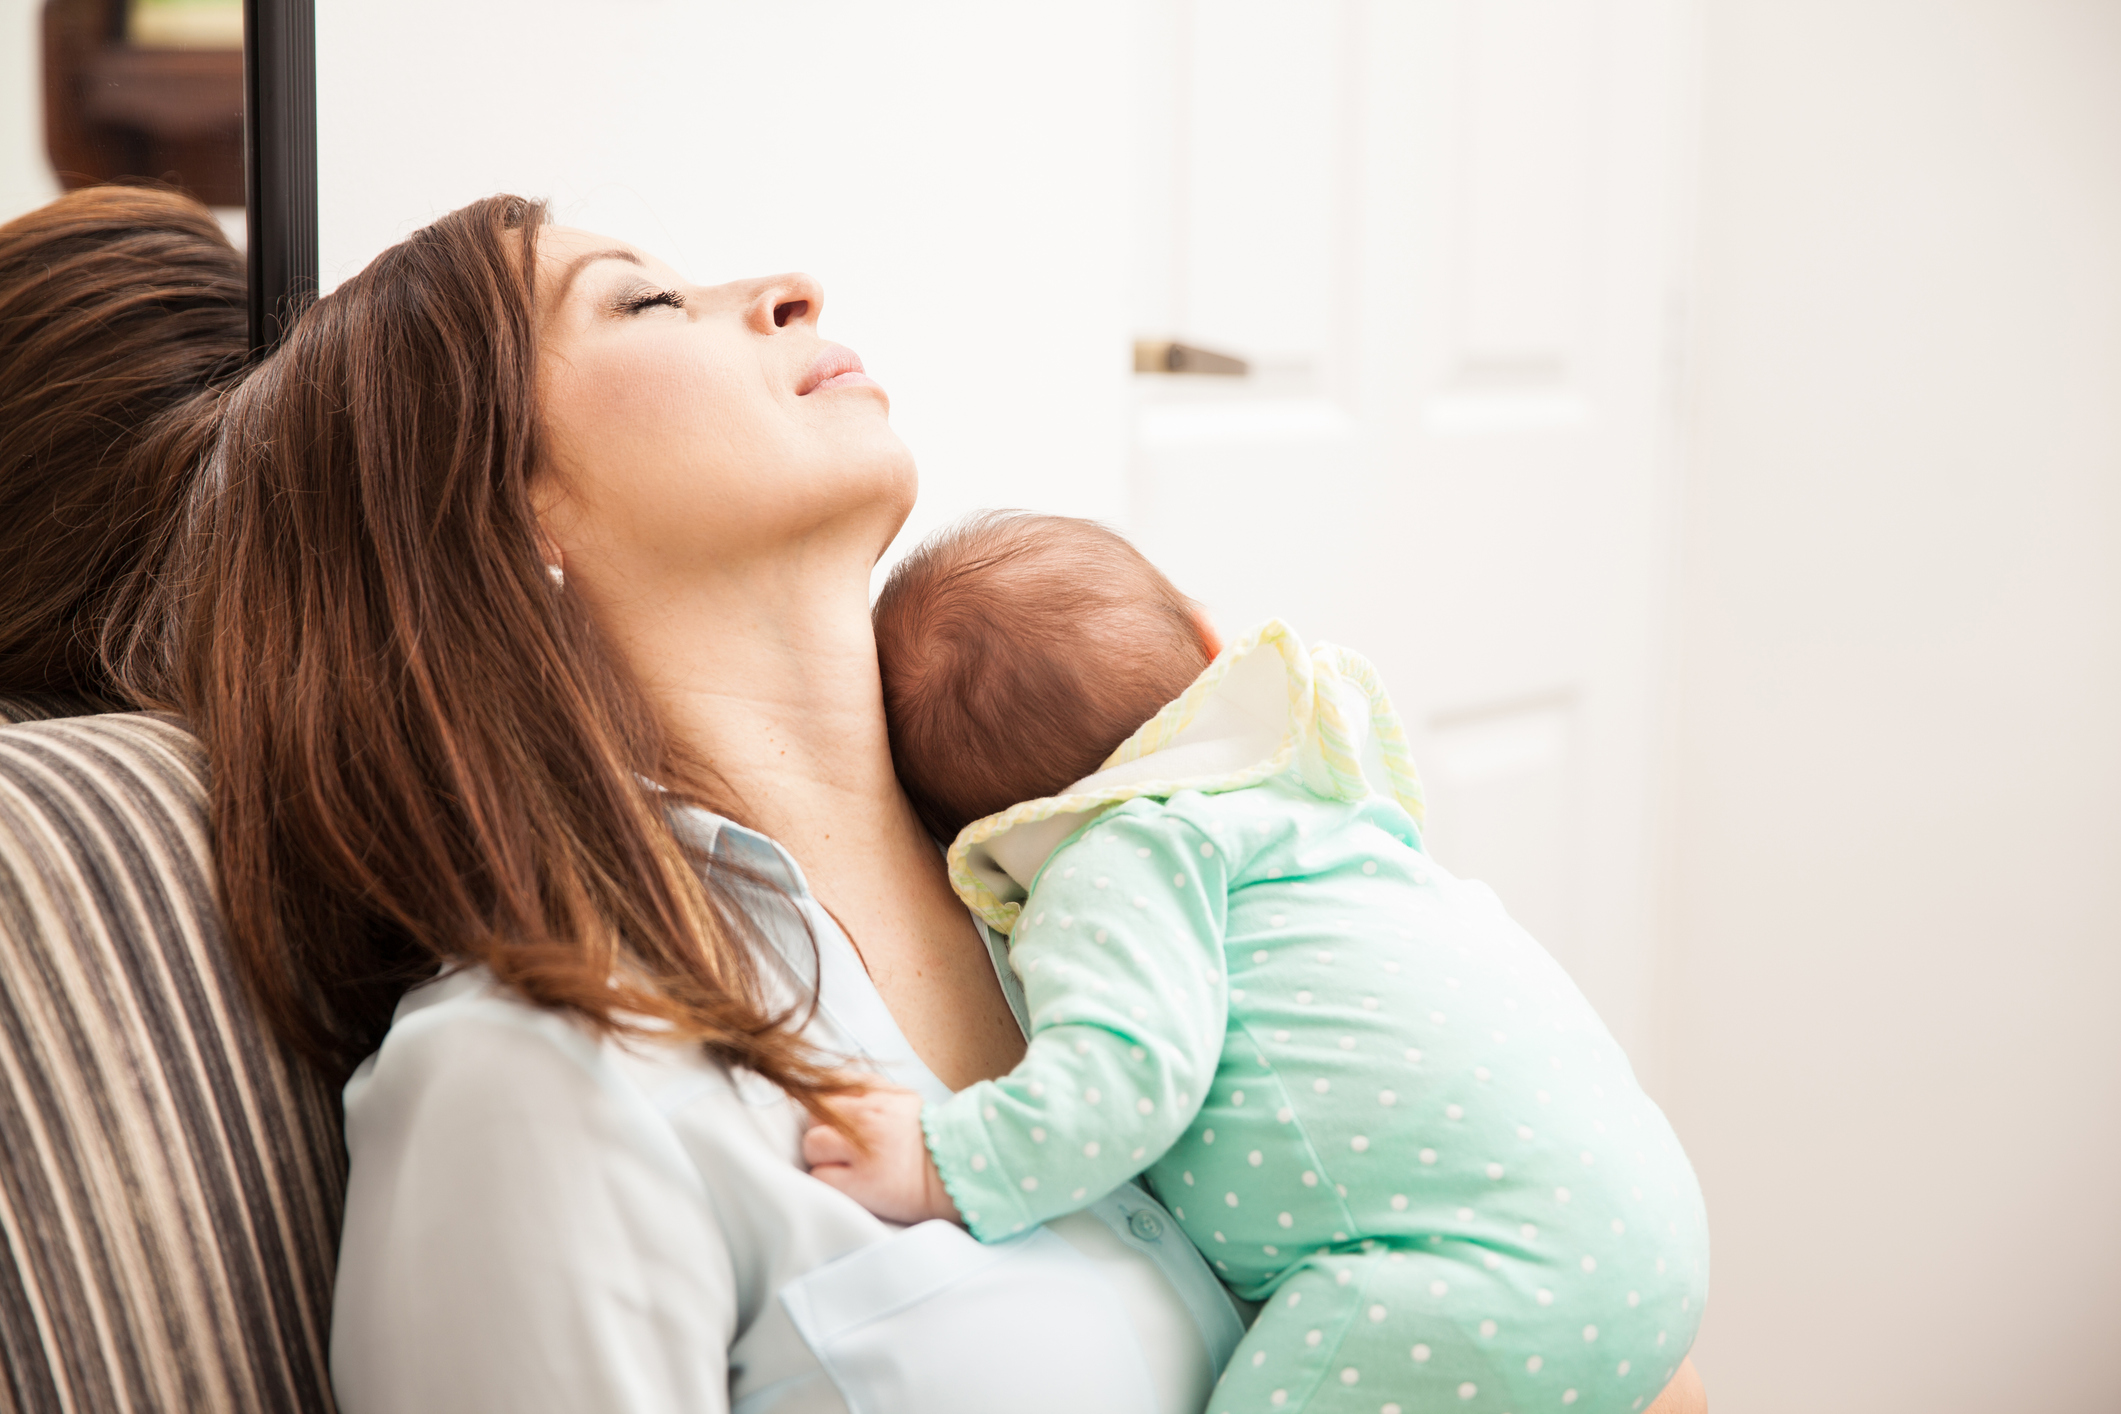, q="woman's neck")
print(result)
[601,536,1027,1088]
[620,555,912,874]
